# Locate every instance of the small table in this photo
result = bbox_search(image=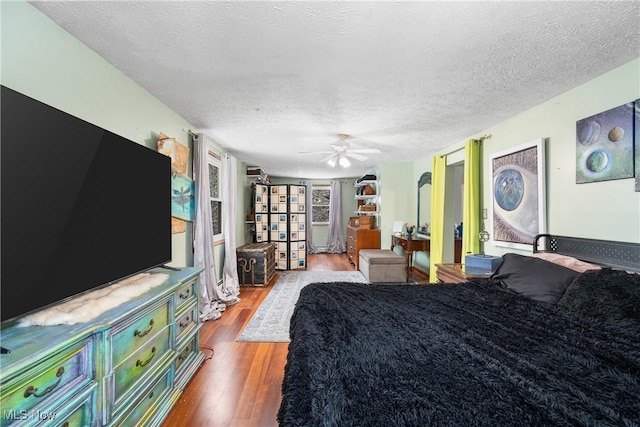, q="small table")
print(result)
[435,263,493,284]
[391,235,430,279]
